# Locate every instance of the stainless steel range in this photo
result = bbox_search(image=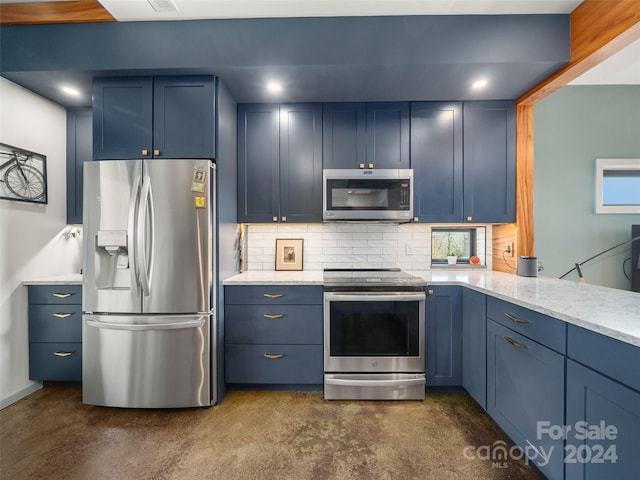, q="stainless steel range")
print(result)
[323,269,426,400]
